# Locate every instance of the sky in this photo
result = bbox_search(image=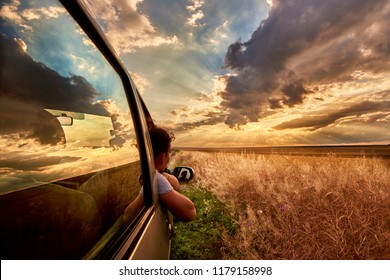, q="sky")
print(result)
[1,1,140,189]
[81,0,390,147]
[2,0,390,147]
